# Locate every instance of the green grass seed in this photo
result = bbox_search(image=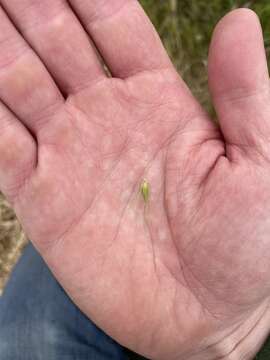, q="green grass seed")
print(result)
[141,179,150,203]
